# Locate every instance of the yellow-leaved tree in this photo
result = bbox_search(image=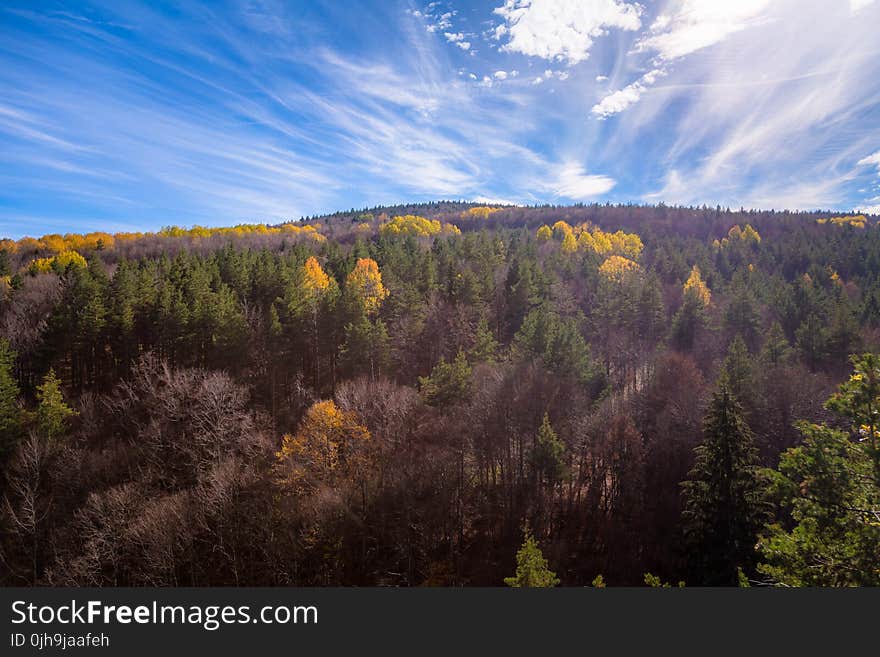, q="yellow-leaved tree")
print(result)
[684,265,711,307]
[346,258,389,315]
[276,400,370,491]
[301,256,331,302]
[598,255,642,284]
